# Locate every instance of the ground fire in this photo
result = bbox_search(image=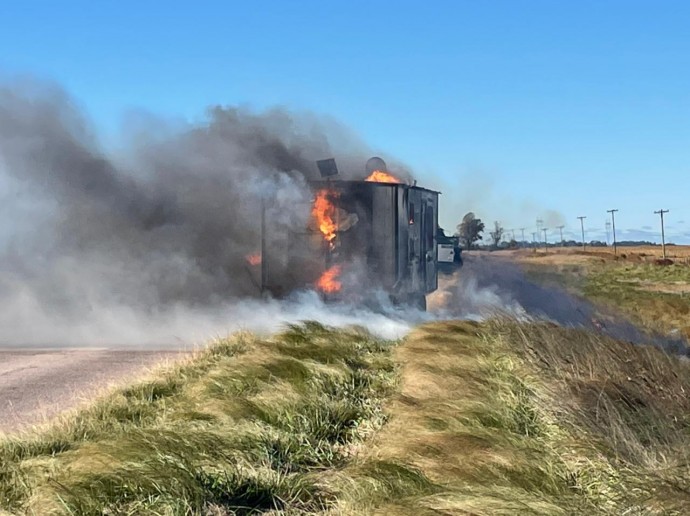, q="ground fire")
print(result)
[316,264,342,293]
